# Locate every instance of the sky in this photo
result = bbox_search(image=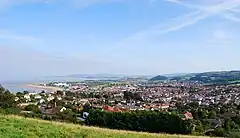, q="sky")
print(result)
[0,0,240,81]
